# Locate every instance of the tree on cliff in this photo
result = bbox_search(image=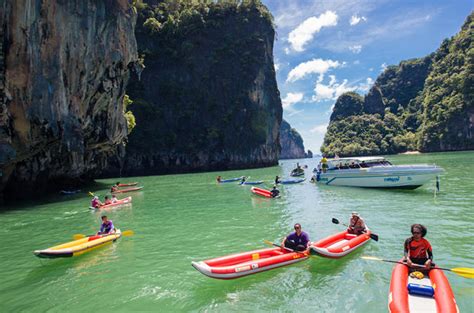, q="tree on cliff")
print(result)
[329,92,363,122]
